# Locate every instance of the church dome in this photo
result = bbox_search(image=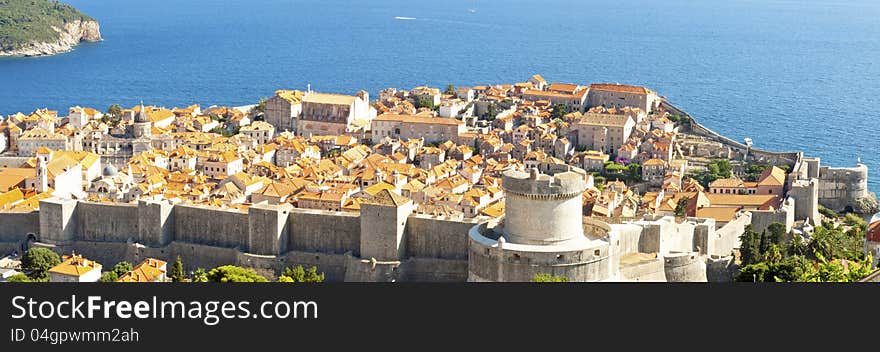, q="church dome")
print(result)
[102,164,118,177]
